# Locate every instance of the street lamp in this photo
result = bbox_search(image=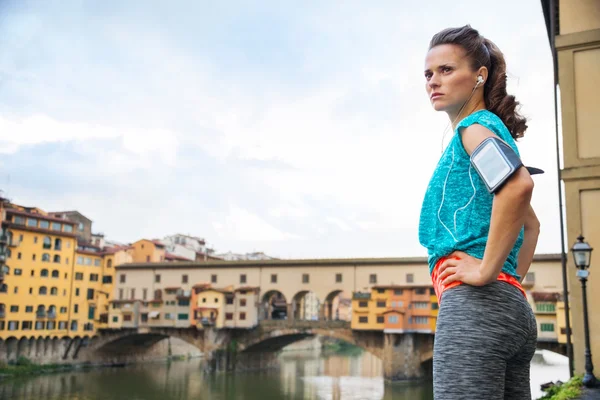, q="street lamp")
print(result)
[571,235,600,388]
